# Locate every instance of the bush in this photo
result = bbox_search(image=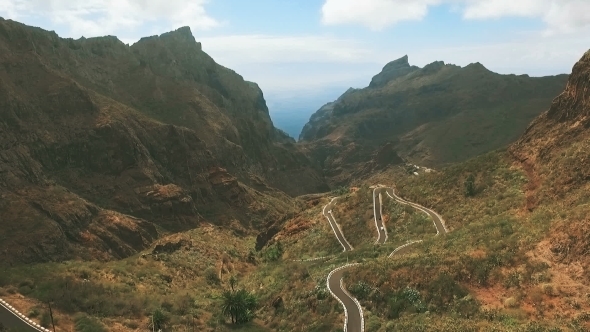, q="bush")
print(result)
[74,313,107,332]
[264,242,283,262]
[205,267,220,285]
[349,281,372,301]
[331,186,349,196]
[28,308,40,318]
[425,274,468,311]
[464,174,476,197]
[504,297,518,308]
[150,308,168,330]
[387,287,425,319]
[40,311,52,328]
